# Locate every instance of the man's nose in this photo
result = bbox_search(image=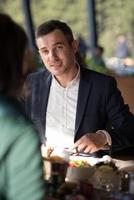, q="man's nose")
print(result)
[49,50,57,60]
